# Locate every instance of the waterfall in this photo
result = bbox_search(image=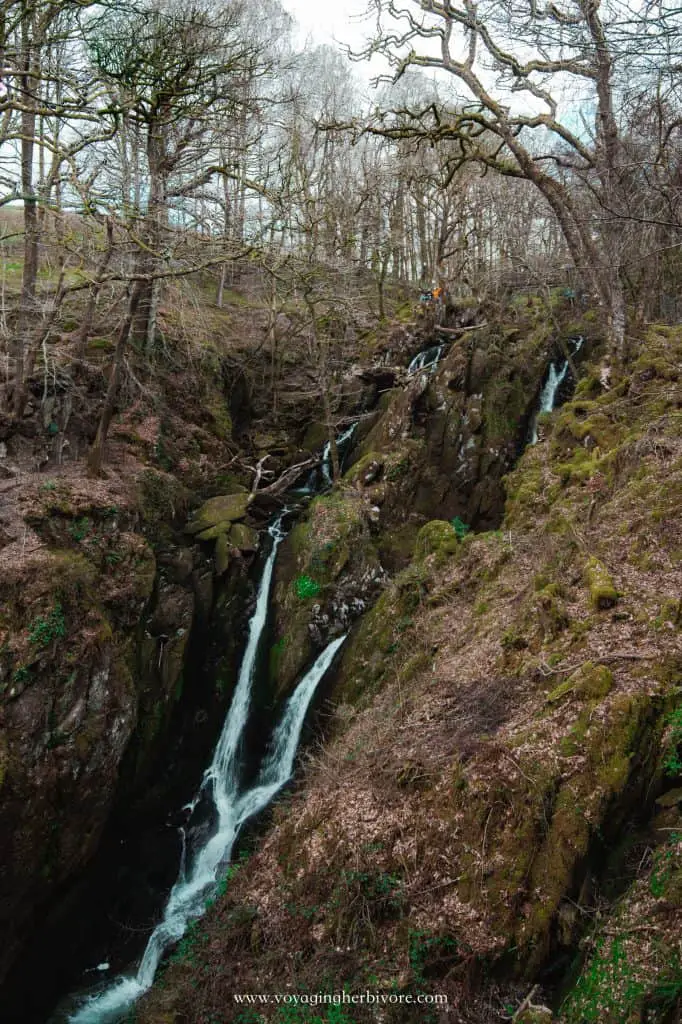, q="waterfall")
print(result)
[407,344,444,375]
[530,336,584,444]
[320,422,358,486]
[301,421,357,492]
[66,514,346,1024]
